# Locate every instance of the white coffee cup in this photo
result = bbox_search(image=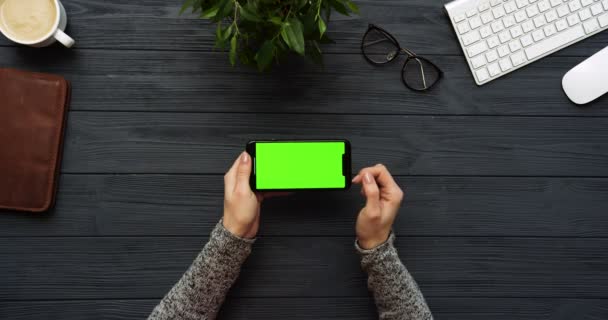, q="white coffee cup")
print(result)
[0,0,75,48]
